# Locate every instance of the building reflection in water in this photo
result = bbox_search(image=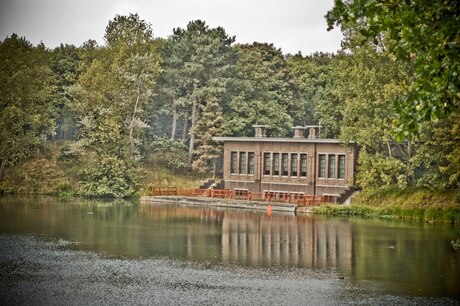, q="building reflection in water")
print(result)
[220,211,352,271]
[12,201,353,270]
[141,204,353,271]
[2,198,458,297]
